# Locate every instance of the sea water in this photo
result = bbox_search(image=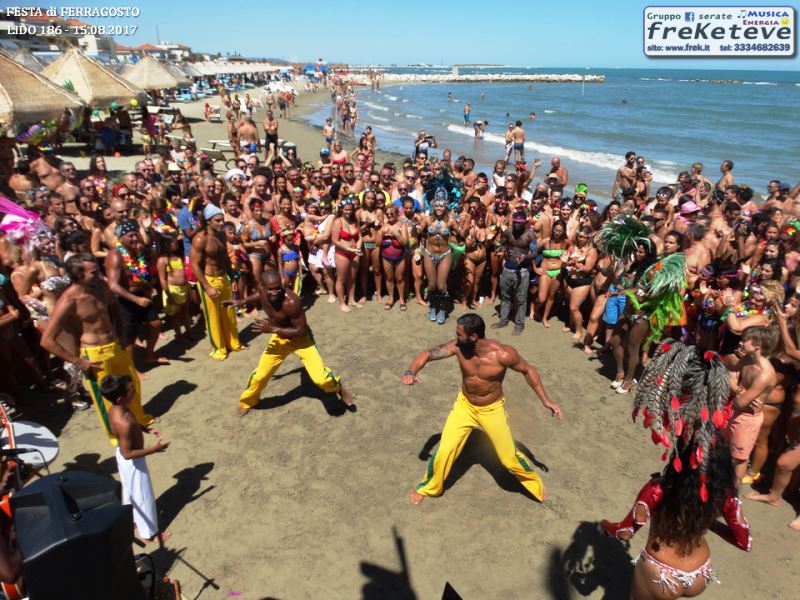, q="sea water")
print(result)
[303,67,799,202]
